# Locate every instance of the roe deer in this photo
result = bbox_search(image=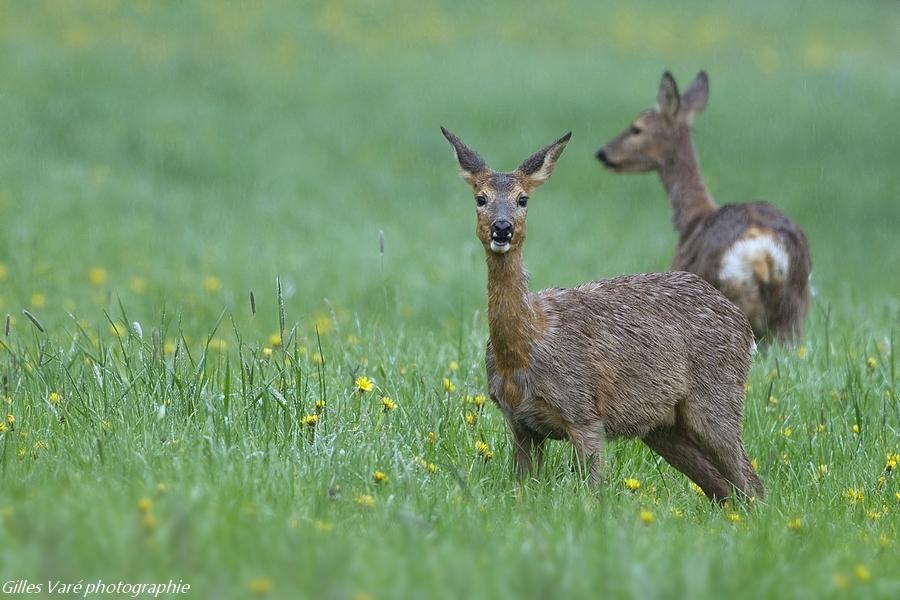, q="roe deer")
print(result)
[595,71,811,343]
[441,126,763,501]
